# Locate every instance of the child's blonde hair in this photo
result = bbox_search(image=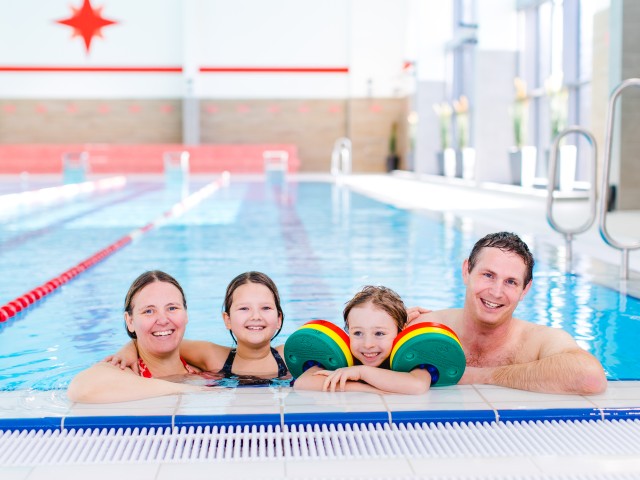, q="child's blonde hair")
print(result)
[343,285,407,333]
